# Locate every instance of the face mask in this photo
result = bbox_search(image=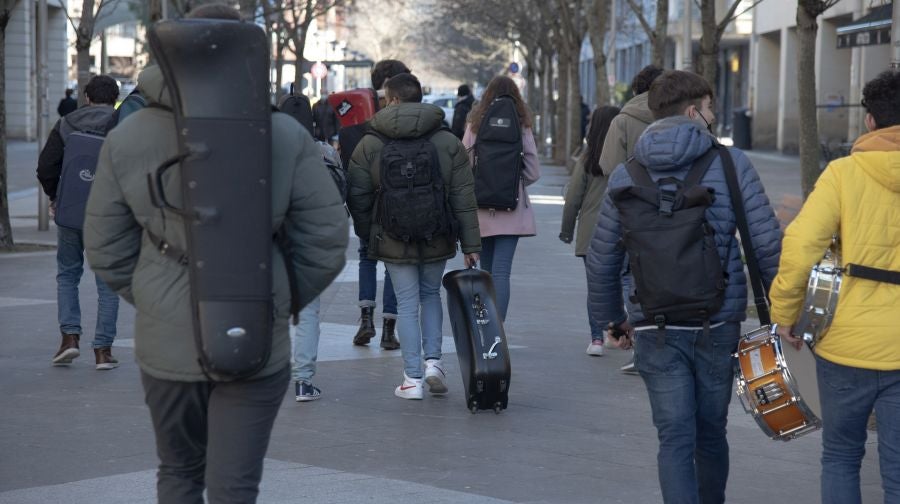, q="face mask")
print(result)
[694,107,713,133]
